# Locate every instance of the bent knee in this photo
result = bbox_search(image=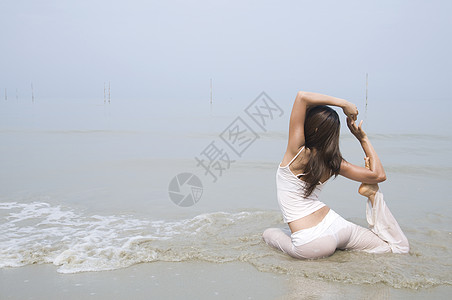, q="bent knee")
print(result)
[262,228,280,243]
